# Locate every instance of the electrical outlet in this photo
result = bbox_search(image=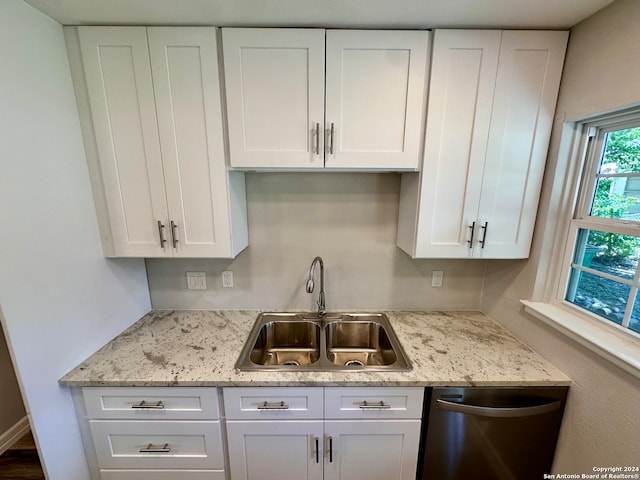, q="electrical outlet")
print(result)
[431,270,444,288]
[186,272,207,290]
[222,270,234,288]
